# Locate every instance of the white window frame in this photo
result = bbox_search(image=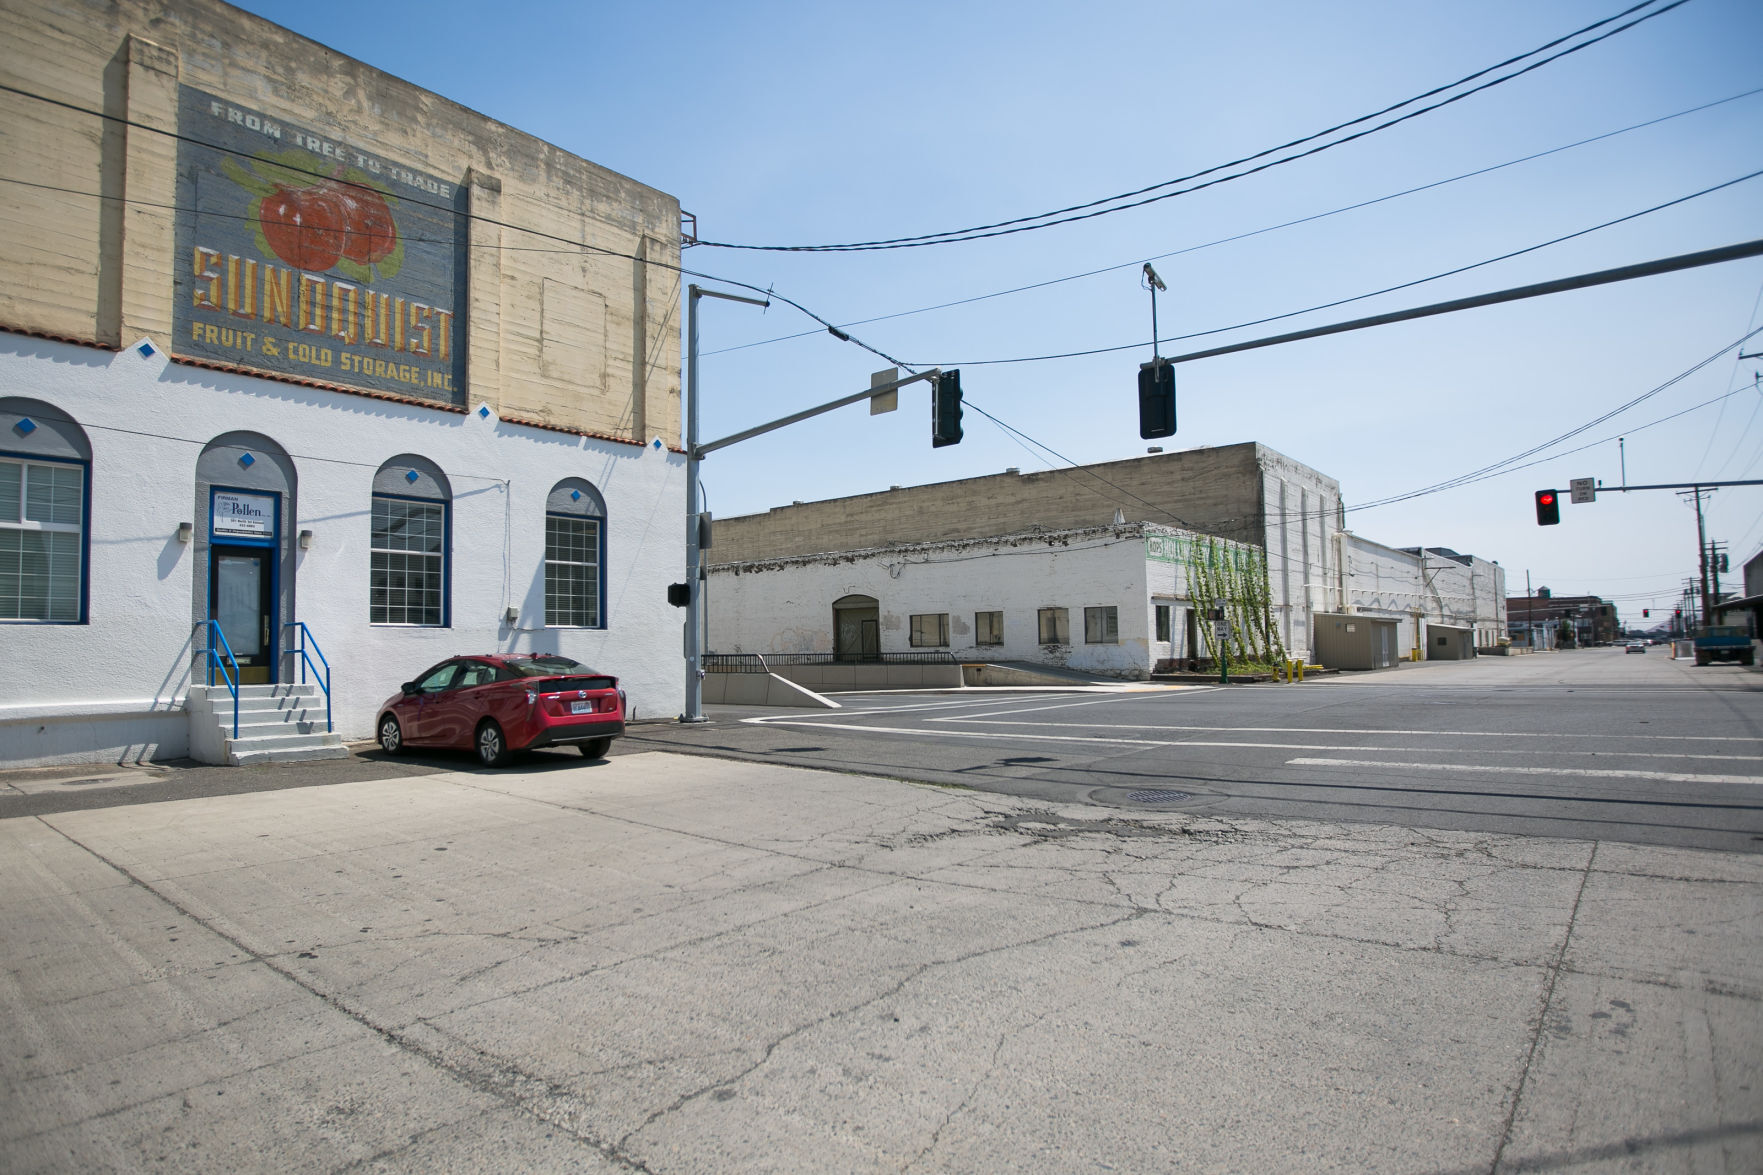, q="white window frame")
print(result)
[370,495,448,626]
[0,456,85,623]
[545,513,603,628]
